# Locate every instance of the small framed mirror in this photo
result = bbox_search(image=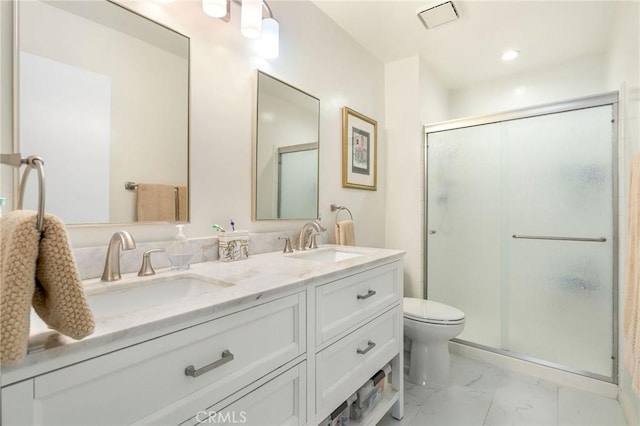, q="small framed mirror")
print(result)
[253,71,320,220]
